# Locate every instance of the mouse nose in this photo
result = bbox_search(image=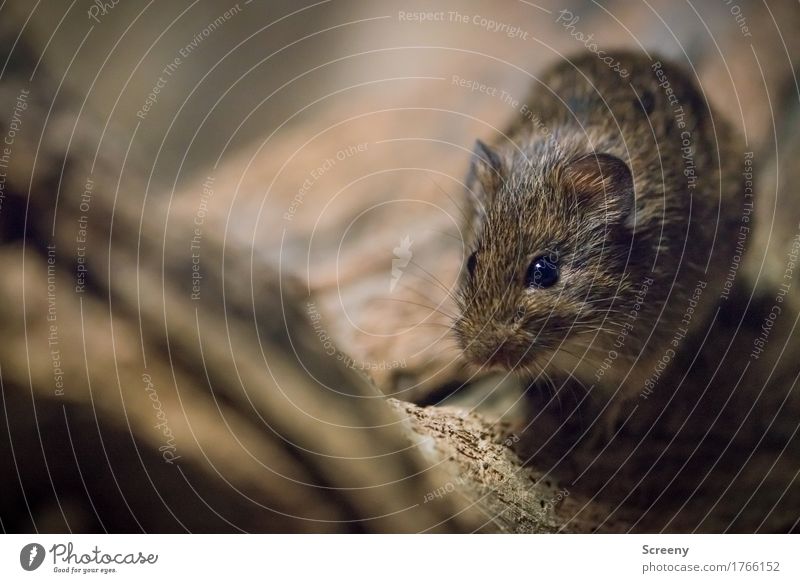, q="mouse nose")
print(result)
[485,341,531,369]
[465,321,530,368]
[484,346,517,368]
